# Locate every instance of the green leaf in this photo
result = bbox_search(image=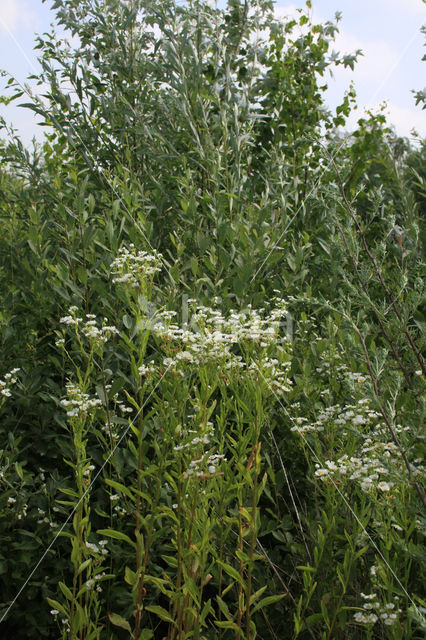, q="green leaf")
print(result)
[183,576,200,607]
[355,545,369,560]
[97,528,136,548]
[105,478,135,500]
[125,565,137,586]
[190,256,199,276]
[216,596,232,620]
[108,612,132,632]
[217,561,244,587]
[59,487,79,498]
[252,594,286,614]
[76,559,91,576]
[200,599,213,624]
[249,585,267,606]
[215,620,241,631]
[14,462,24,480]
[123,314,134,329]
[46,598,68,617]
[306,613,324,625]
[145,605,175,625]
[108,377,125,398]
[287,254,297,271]
[58,581,73,601]
[131,488,153,504]
[317,237,330,255]
[161,555,178,568]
